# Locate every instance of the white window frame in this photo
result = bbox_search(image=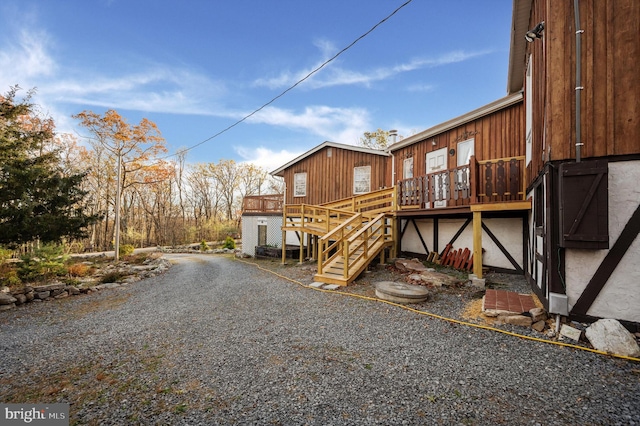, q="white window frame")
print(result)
[293,172,307,197]
[353,165,371,194]
[457,138,475,167]
[403,157,414,179]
